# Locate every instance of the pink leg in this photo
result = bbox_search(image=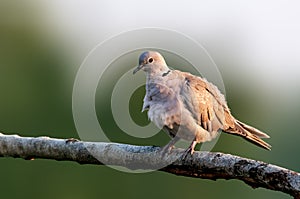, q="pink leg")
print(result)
[184,140,197,155]
[160,136,180,155]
